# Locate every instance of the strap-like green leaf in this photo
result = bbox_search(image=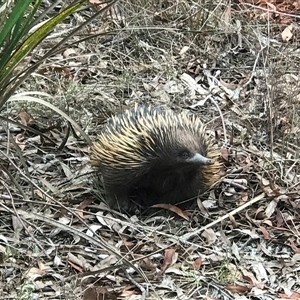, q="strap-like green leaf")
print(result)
[0,0,32,46]
[0,0,87,84]
[10,0,42,44]
[0,0,42,71]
